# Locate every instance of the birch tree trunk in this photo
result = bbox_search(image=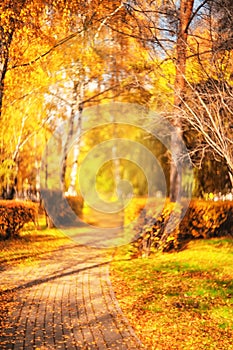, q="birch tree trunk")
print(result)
[60,80,79,193]
[66,97,84,196]
[60,77,85,194]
